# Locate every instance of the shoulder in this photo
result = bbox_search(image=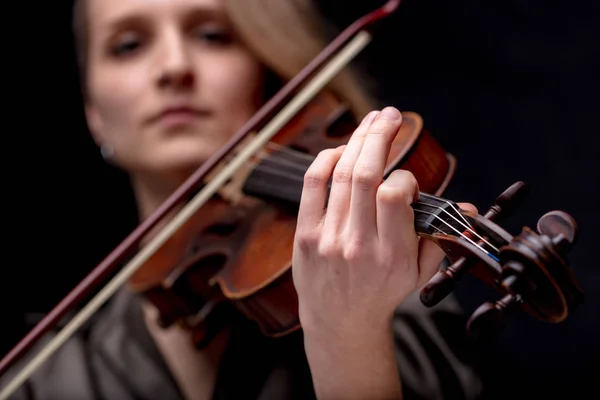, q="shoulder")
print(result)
[391,290,484,400]
[0,290,183,400]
